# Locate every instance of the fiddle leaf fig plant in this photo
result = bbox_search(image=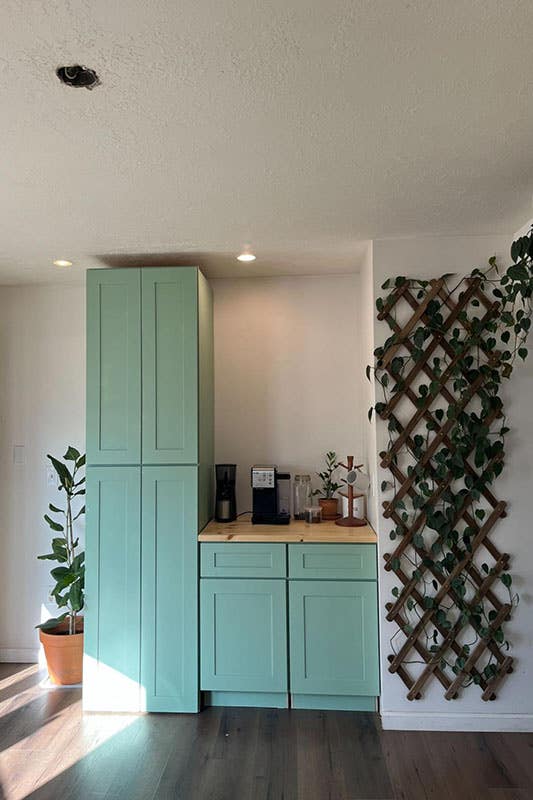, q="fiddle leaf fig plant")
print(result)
[37,447,85,635]
[313,450,341,499]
